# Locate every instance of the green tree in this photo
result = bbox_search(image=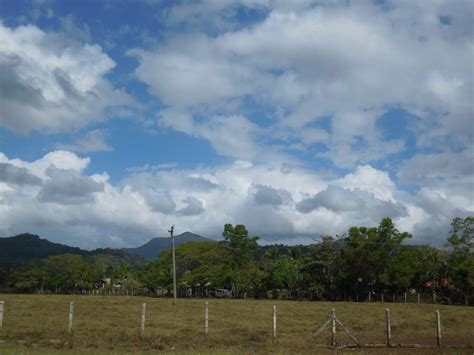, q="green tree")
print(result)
[289,246,302,261]
[140,242,227,296]
[140,256,172,293]
[177,242,229,295]
[380,248,420,290]
[13,263,48,293]
[222,224,259,297]
[264,256,301,299]
[45,254,99,292]
[302,237,341,300]
[407,246,442,291]
[233,261,266,298]
[341,218,411,300]
[448,217,474,255]
[447,216,474,302]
